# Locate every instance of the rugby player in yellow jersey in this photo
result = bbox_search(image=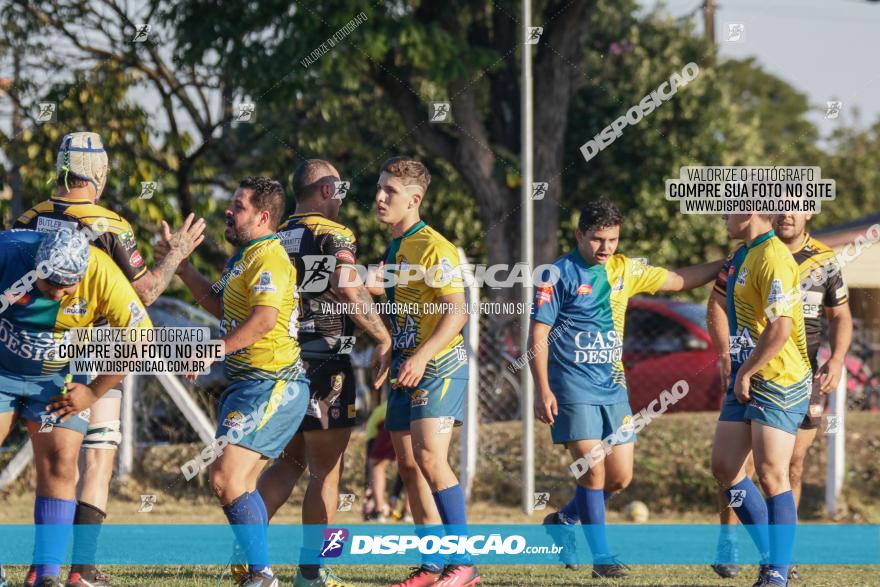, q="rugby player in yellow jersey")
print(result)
[173,177,308,587]
[0,228,152,587]
[711,213,813,587]
[708,213,851,581]
[372,157,476,587]
[12,131,205,587]
[253,159,391,587]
